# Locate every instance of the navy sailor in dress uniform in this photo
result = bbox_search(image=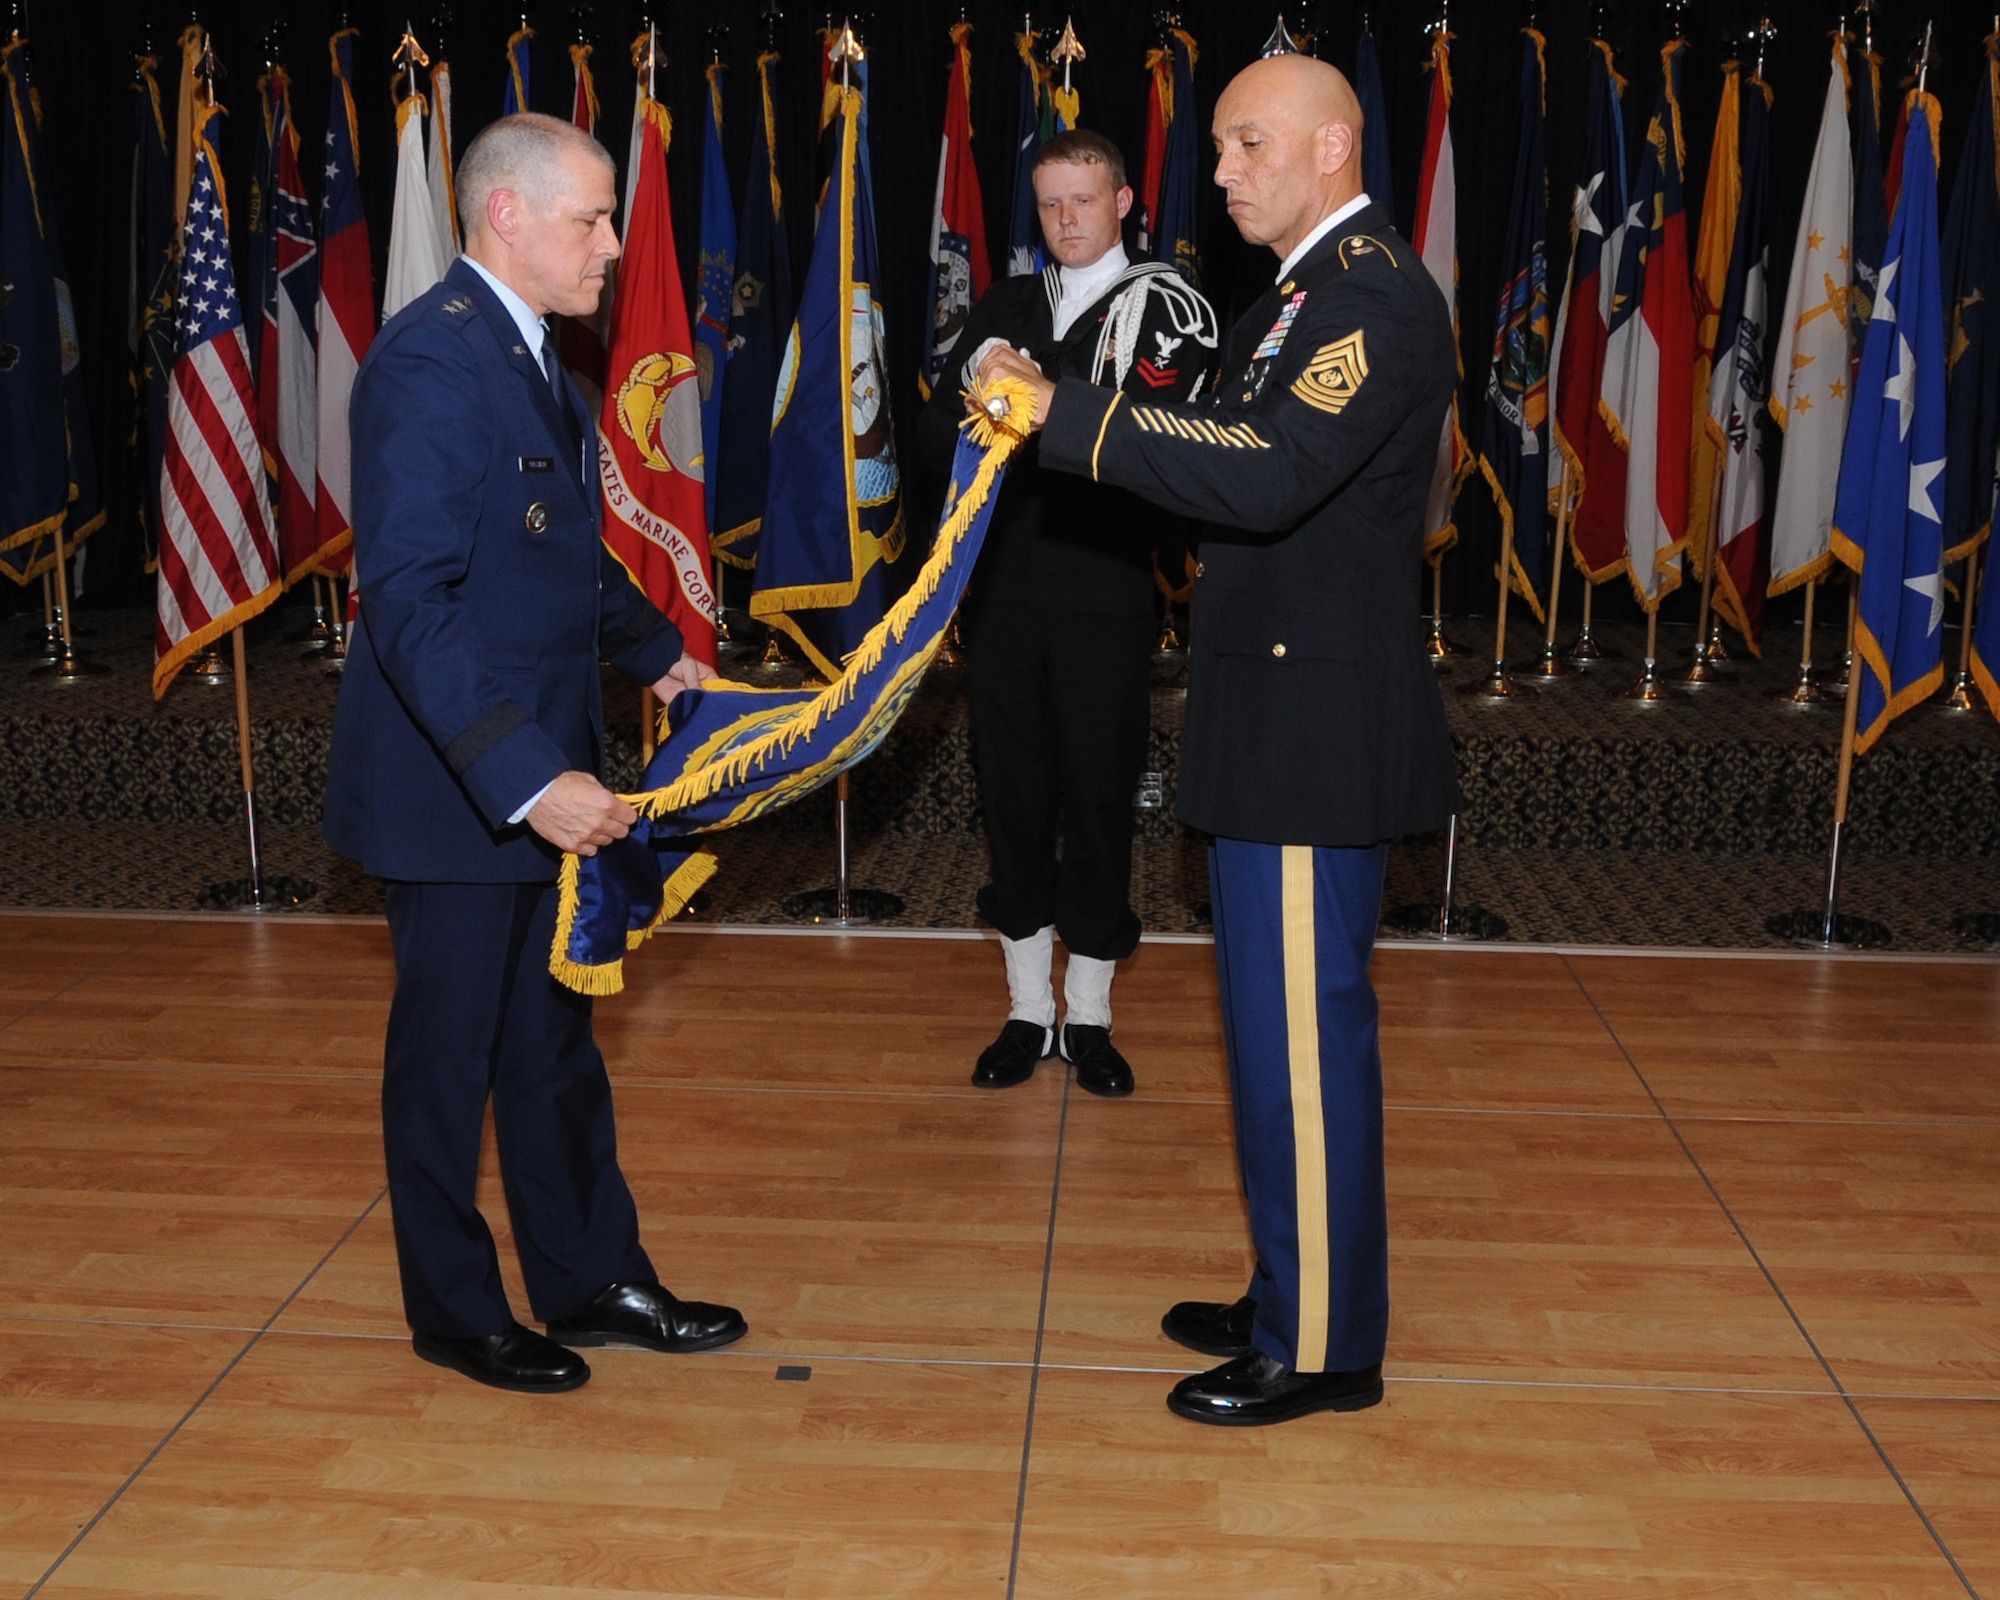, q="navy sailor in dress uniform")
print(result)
[920,129,1217,1099]
[324,114,745,1395]
[983,55,1460,1425]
